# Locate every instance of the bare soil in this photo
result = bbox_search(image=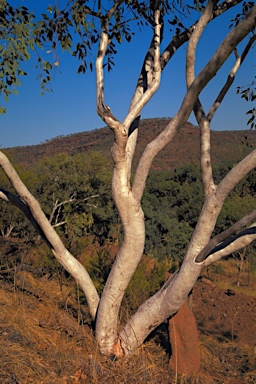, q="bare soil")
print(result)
[193,278,256,348]
[192,278,256,383]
